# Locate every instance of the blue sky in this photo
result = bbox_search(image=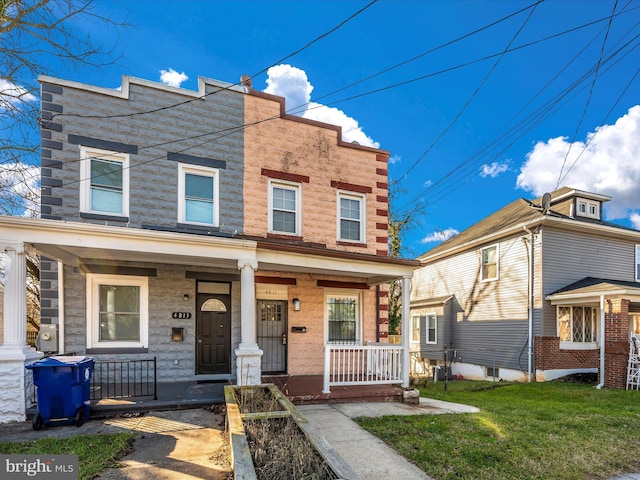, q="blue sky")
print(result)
[40,1,640,257]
